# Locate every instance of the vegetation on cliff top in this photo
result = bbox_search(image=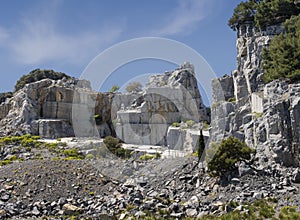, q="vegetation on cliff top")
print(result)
[228,0,300,30]
[262,14,300,83]
[14,69,71,92]
[230,0,300,83]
